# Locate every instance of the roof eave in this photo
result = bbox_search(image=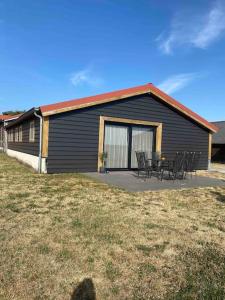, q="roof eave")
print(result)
[5,108,40,128]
